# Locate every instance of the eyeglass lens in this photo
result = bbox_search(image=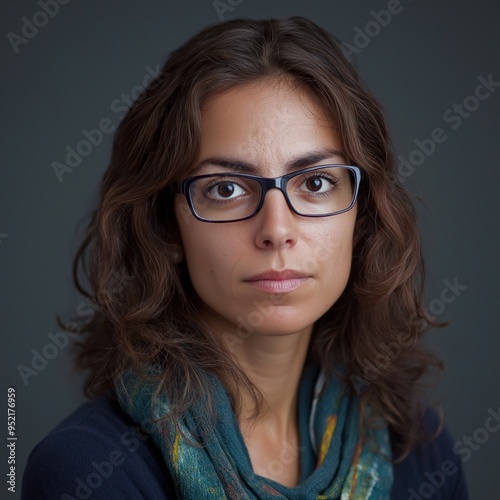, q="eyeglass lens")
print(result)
[189,166,356,221]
